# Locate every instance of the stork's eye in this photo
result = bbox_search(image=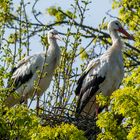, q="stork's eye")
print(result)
[52,32,57,35]
[115,22,119,26]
